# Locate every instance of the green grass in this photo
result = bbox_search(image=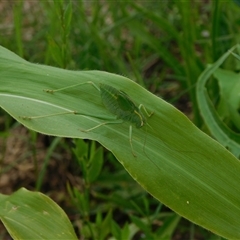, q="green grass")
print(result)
[1,0,240,239]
